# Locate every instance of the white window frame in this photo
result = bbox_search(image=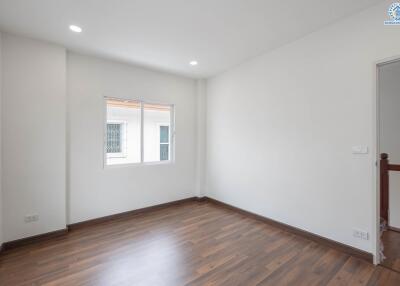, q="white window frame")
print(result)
[103,96,175,168]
